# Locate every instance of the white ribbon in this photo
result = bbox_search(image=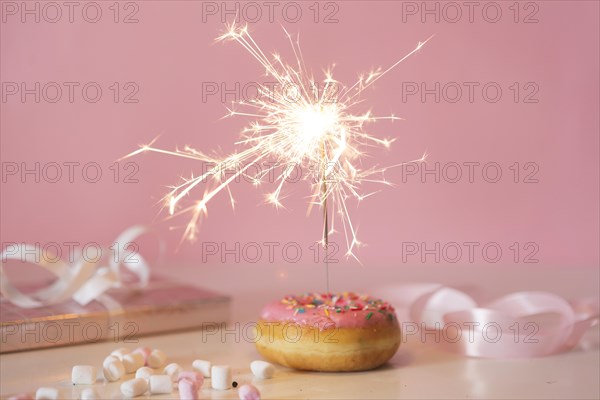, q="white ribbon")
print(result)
[0,226,160,309]
[375,283,599,358]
